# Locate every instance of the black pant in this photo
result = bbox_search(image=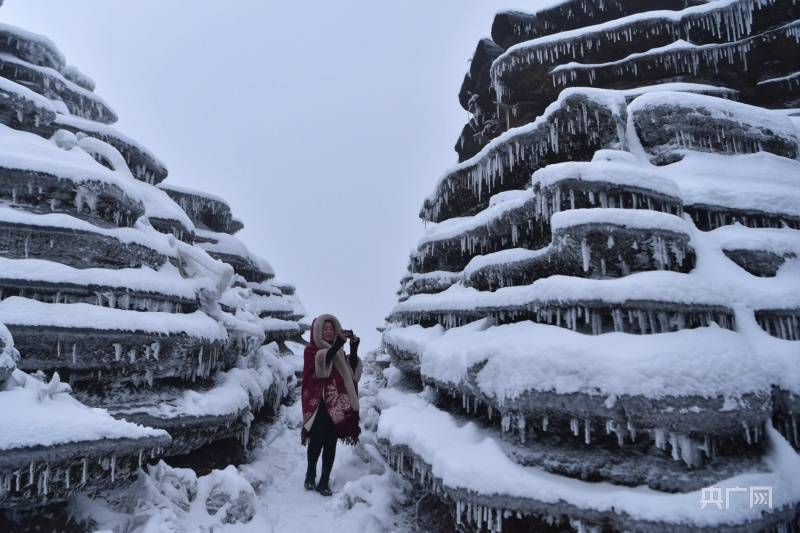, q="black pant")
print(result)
[306,402,337,484]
